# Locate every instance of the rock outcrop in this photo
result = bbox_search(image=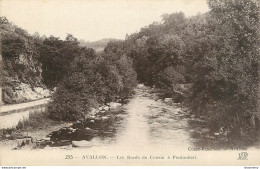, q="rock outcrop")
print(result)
[1,17,49,104]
